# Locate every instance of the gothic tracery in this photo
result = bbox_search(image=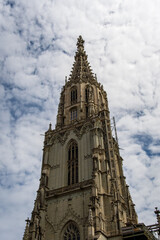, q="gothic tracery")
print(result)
[63,222,80,240]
